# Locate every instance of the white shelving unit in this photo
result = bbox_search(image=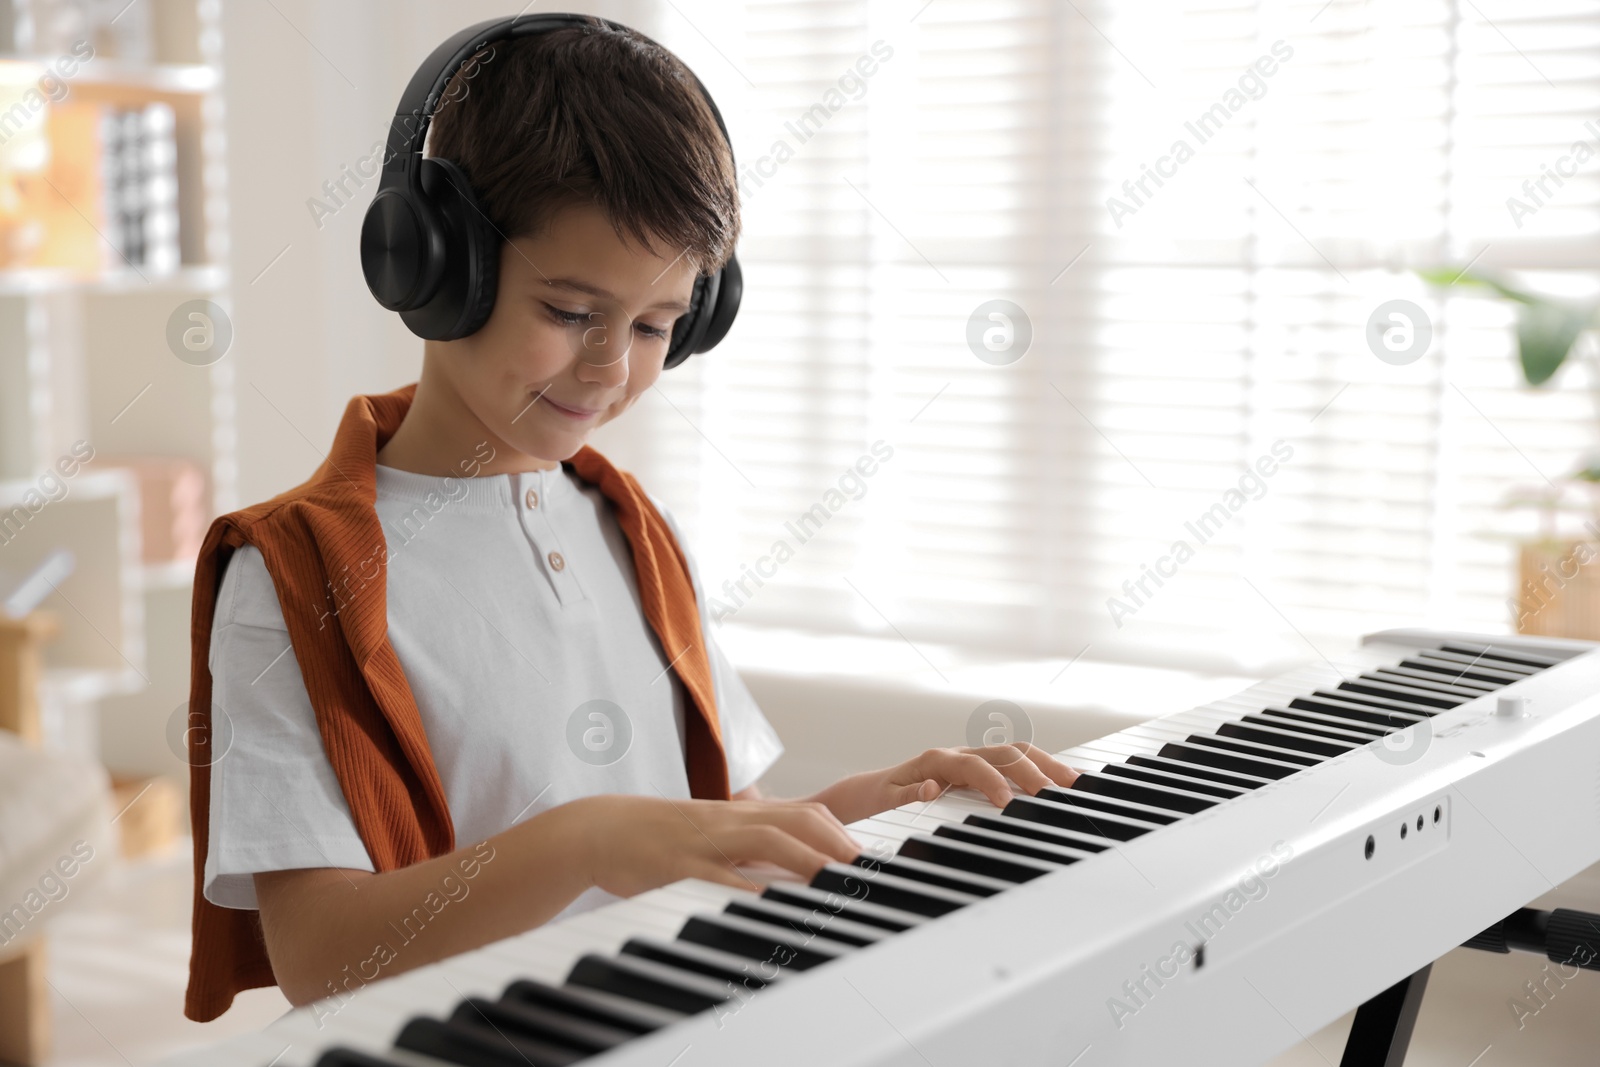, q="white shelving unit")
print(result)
[0,0,233,777]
